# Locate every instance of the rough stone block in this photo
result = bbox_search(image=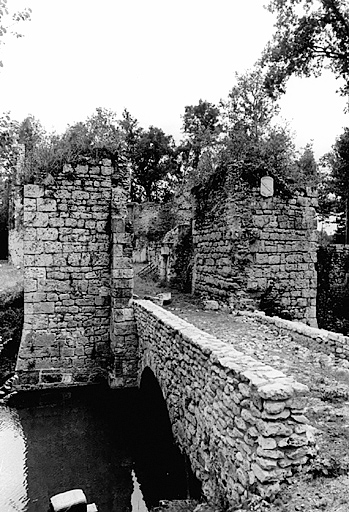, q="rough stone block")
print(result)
[24,198,37,211]
[33,302,55,314]
[35,254,54,266]
[37,198,57,212]
[24,211,49,228]
[24,184,44,198]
